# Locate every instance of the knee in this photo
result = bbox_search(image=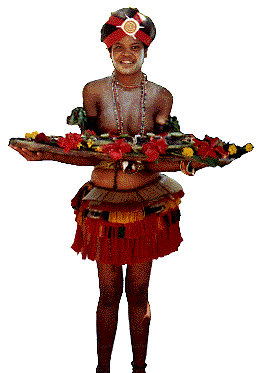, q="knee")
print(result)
[99,284,123,307]
[125,281,149,306]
